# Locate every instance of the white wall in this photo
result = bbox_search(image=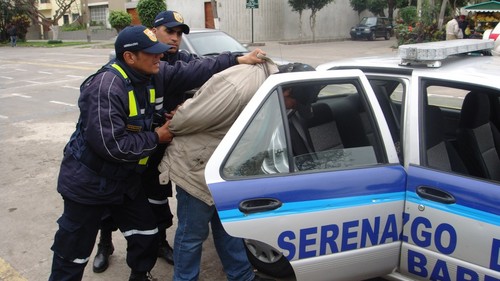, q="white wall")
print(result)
[165,0,207,29]
[166,0,370,42]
